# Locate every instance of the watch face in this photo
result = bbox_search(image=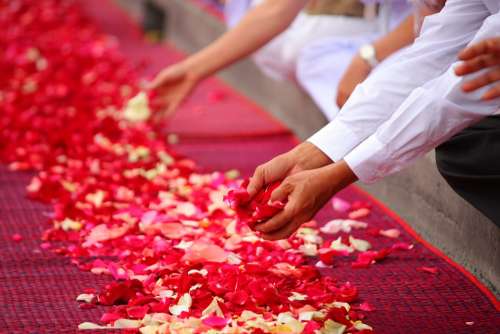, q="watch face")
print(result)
[360,45,374,59]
